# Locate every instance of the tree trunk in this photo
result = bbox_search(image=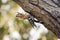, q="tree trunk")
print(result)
[13,0,60,38]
